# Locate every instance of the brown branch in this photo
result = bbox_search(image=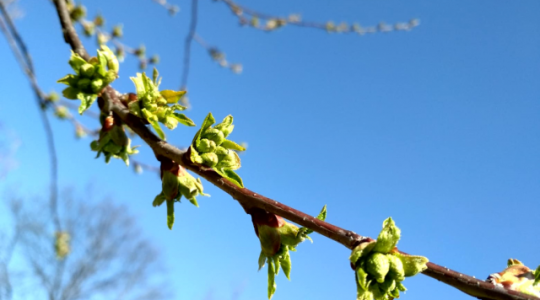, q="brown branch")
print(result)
[50,2,539,300]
